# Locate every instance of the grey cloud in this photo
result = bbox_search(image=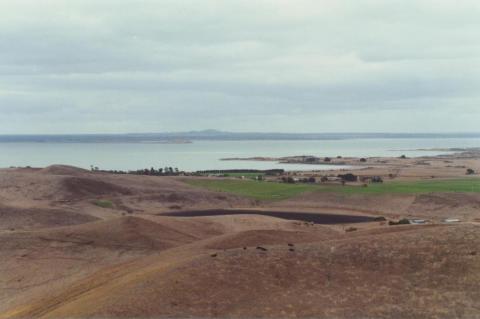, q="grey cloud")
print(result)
[0,0,479,133]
